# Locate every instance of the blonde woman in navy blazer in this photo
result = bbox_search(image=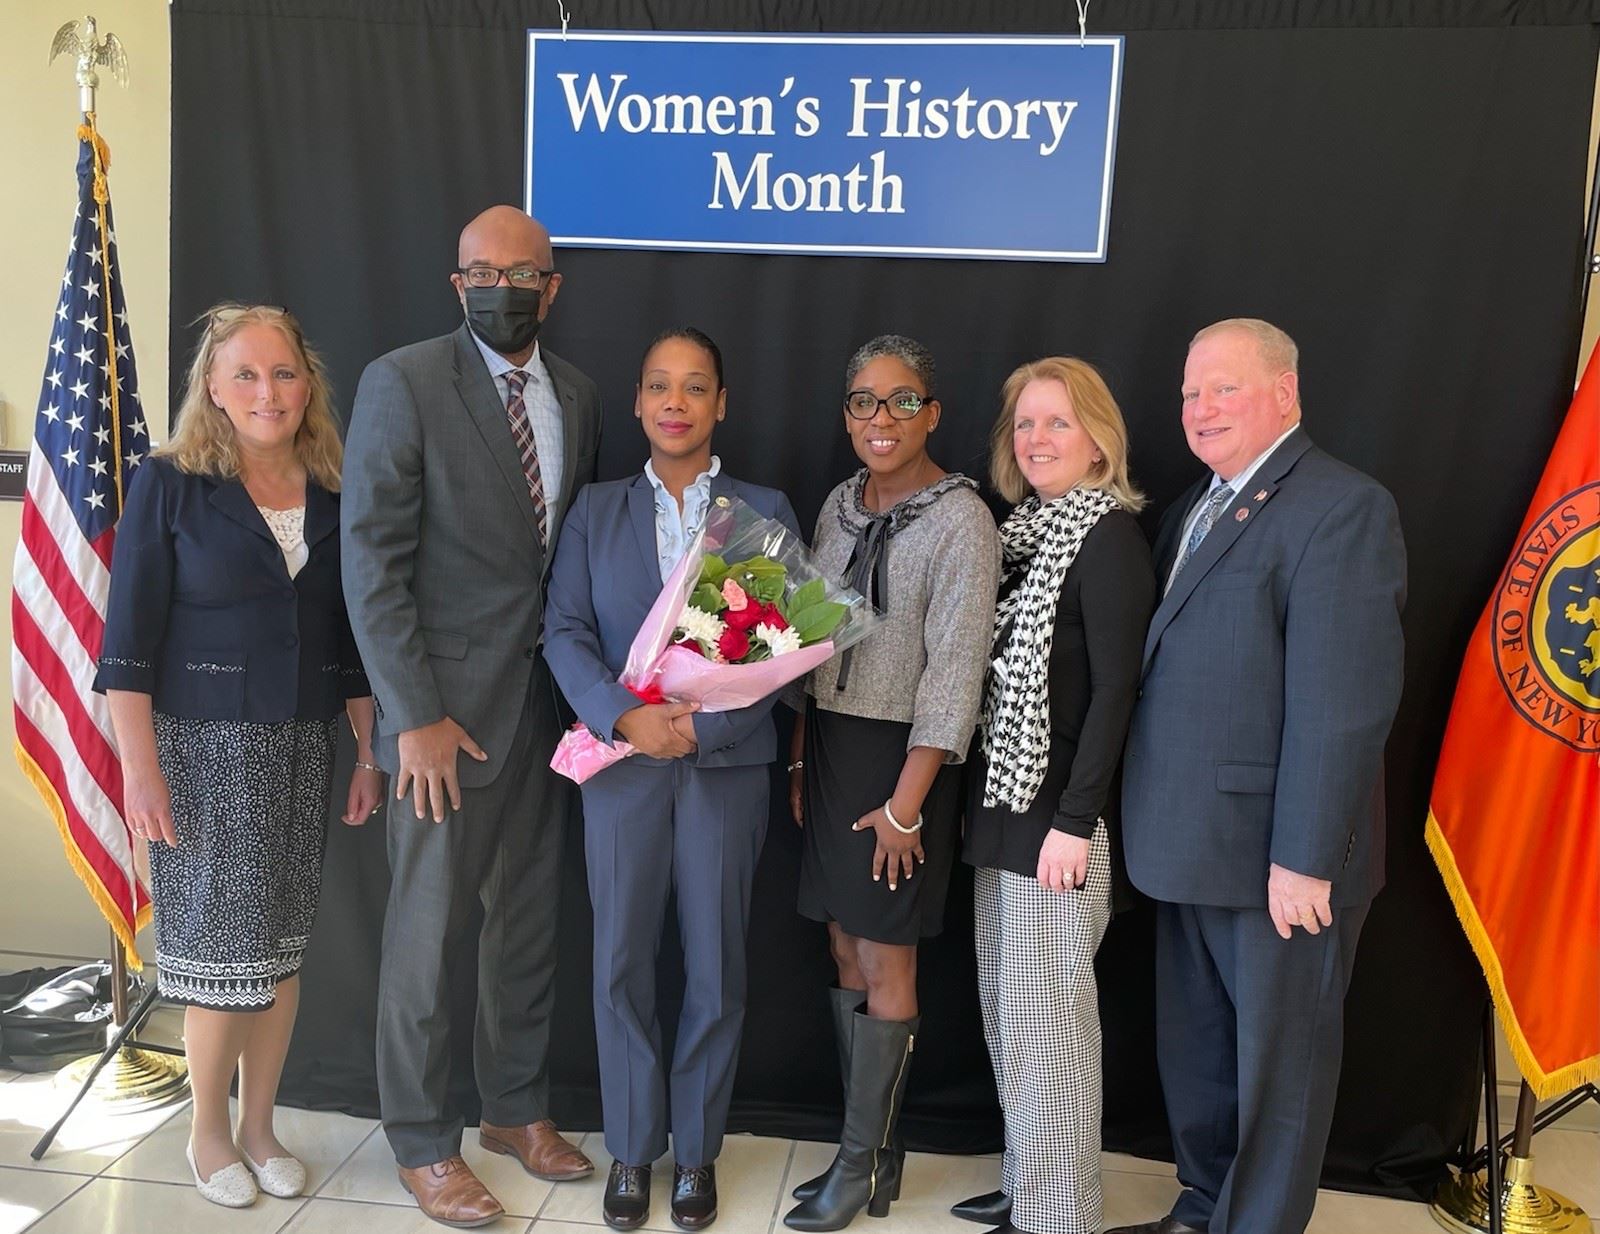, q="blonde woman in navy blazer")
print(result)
[95,305,381,1209]
[545,328,798,1233]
